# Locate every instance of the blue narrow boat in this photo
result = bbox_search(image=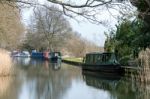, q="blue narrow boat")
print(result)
[31,50,44,59]
[82,52,124,74]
